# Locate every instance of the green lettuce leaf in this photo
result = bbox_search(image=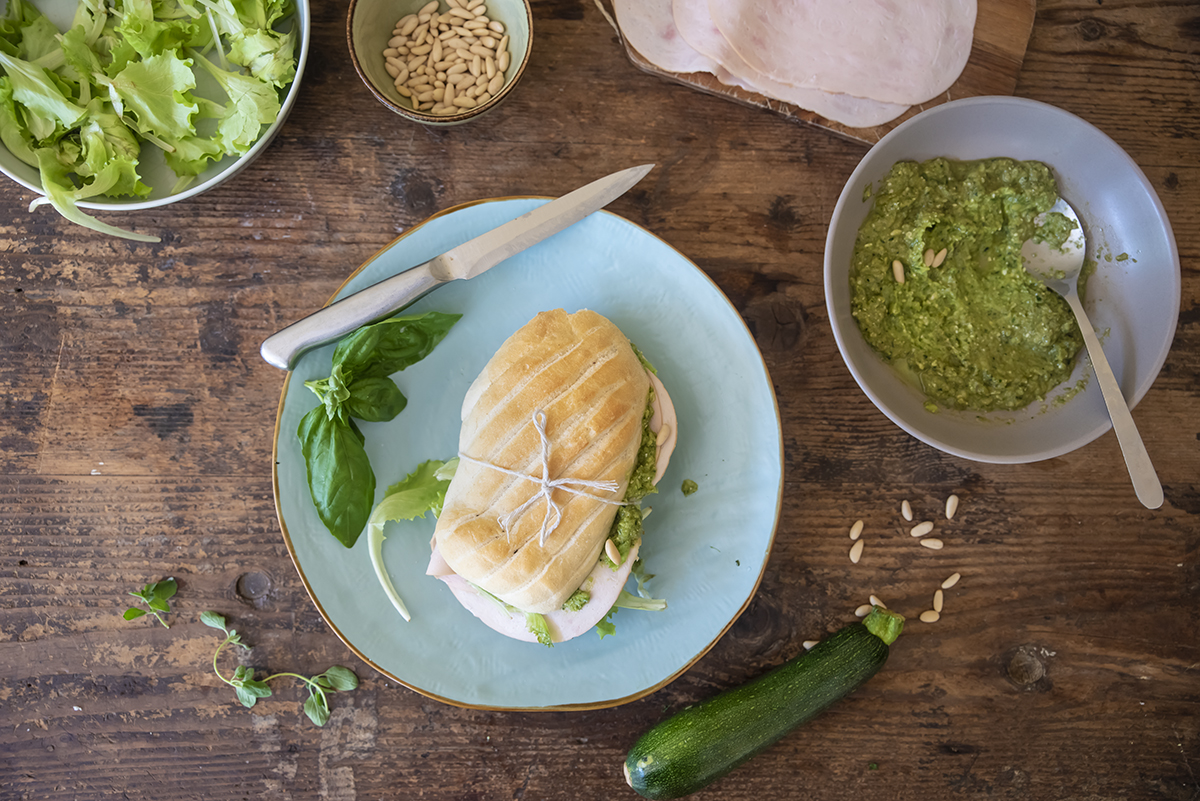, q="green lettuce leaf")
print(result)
[30,146,158,241]
[107,50,198,140]
[365,459,455,622]
[192,50,280,153]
